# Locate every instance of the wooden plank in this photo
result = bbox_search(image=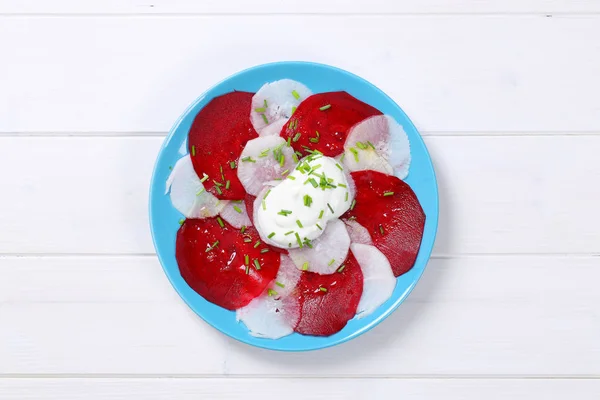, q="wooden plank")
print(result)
[0,255,598,375]
[0,16,599,133]
[0,135,599,255]
[2,0,599,14]
[0,378,599,399]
